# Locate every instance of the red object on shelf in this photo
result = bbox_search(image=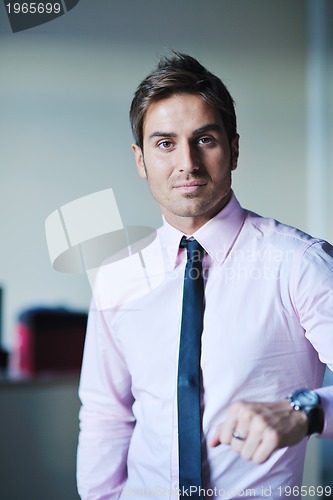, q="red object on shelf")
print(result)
[13,308,87,376]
